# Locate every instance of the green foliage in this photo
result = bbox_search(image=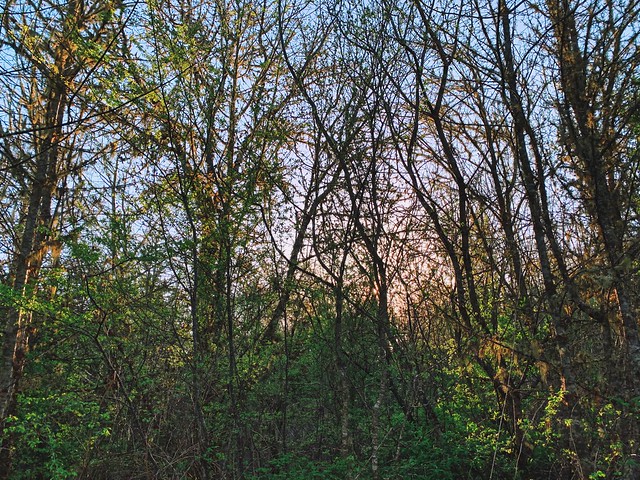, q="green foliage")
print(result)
[249,453,363,480]
[5,392,110,480]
